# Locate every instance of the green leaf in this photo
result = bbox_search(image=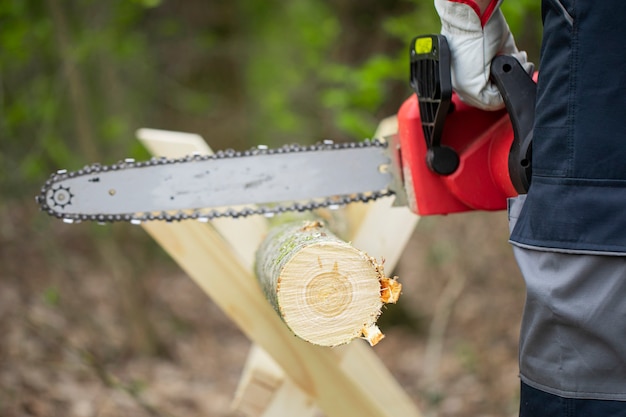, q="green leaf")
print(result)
[42,286,61,307]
